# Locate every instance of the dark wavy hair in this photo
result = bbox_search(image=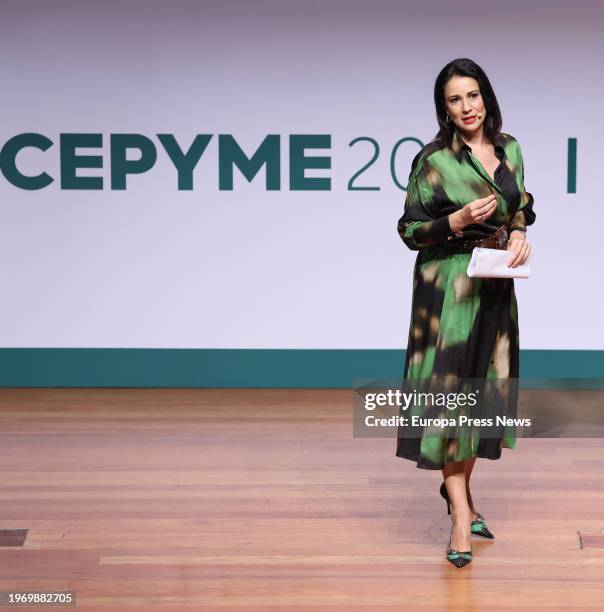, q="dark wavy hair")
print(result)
[433,58,502,149]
